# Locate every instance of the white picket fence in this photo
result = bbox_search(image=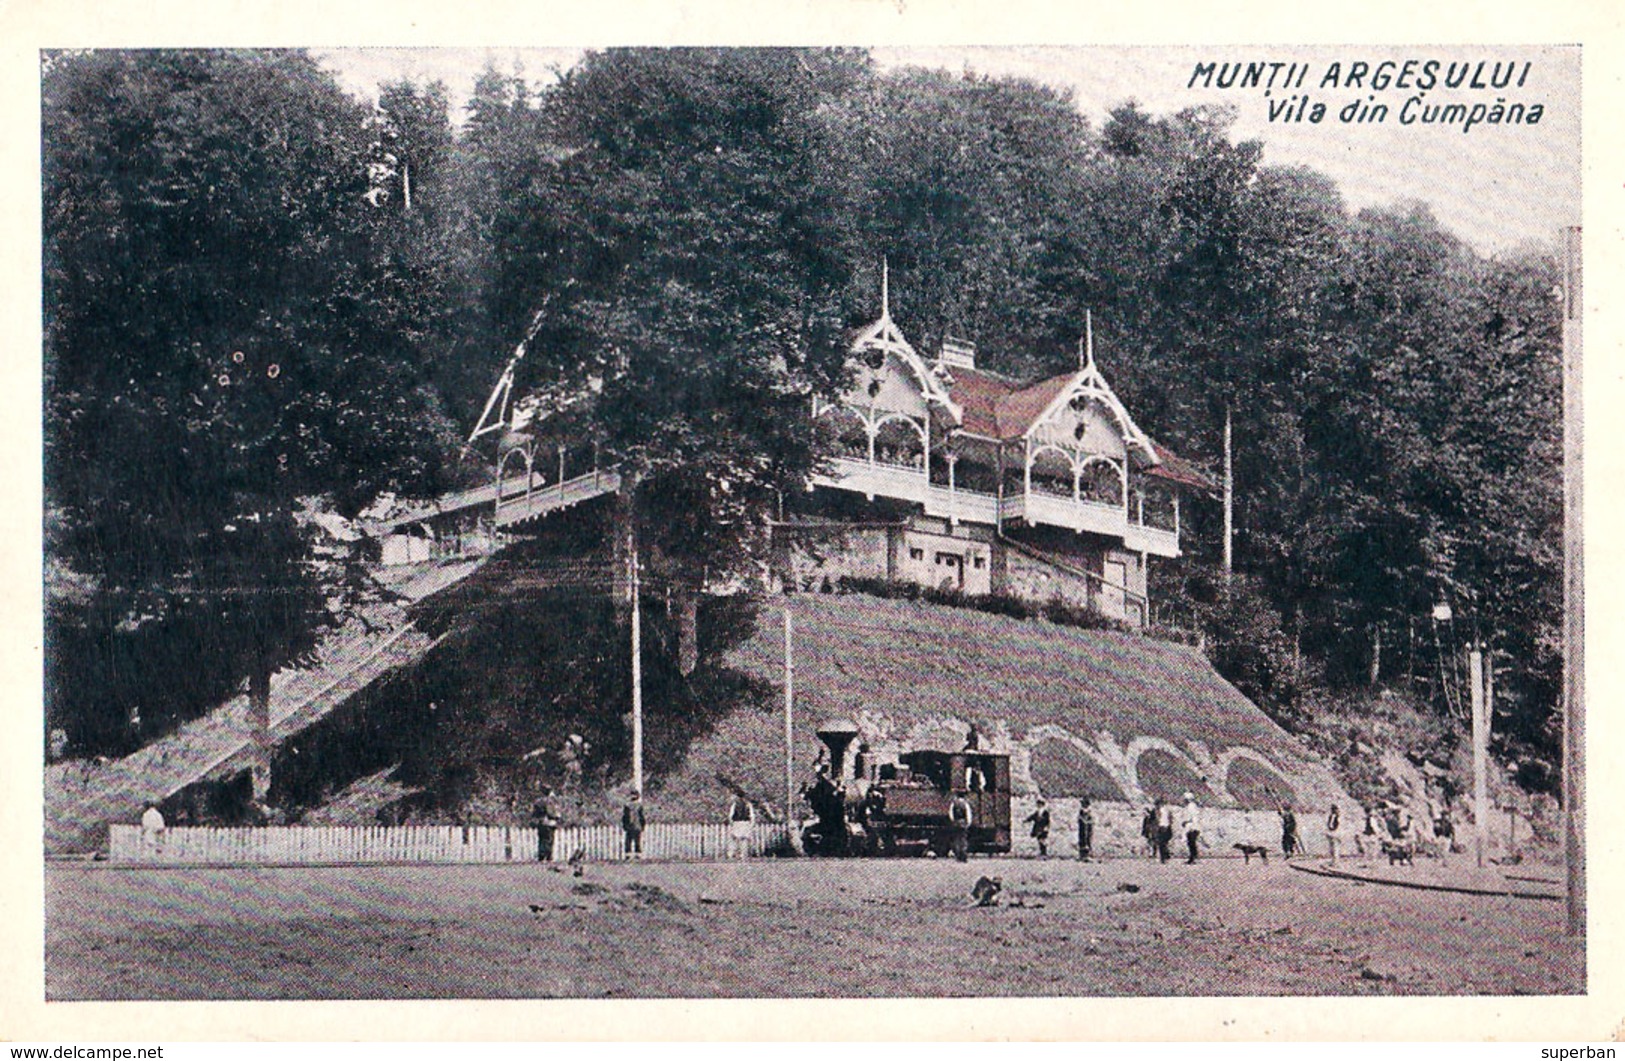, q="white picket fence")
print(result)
[108,822,791,866]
